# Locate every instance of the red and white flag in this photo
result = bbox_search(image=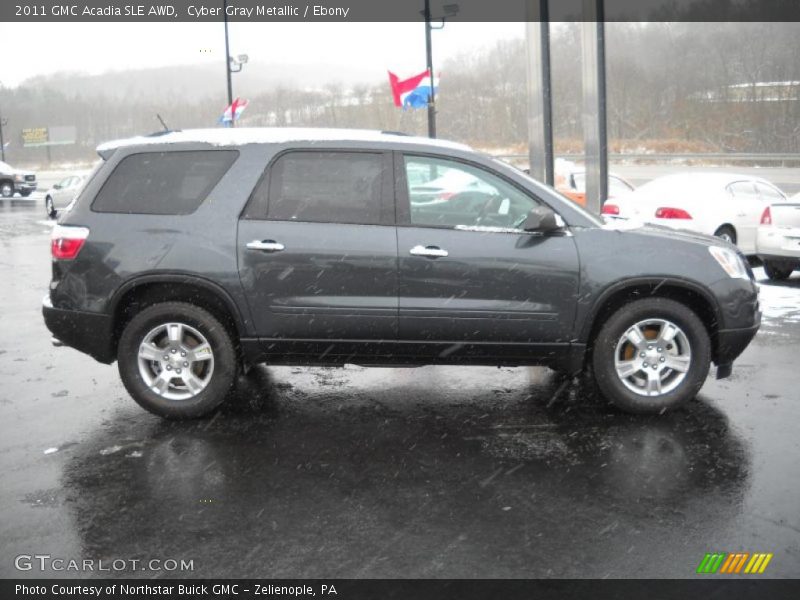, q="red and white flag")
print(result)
[388,70,438,109]
[220,97,249,124]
